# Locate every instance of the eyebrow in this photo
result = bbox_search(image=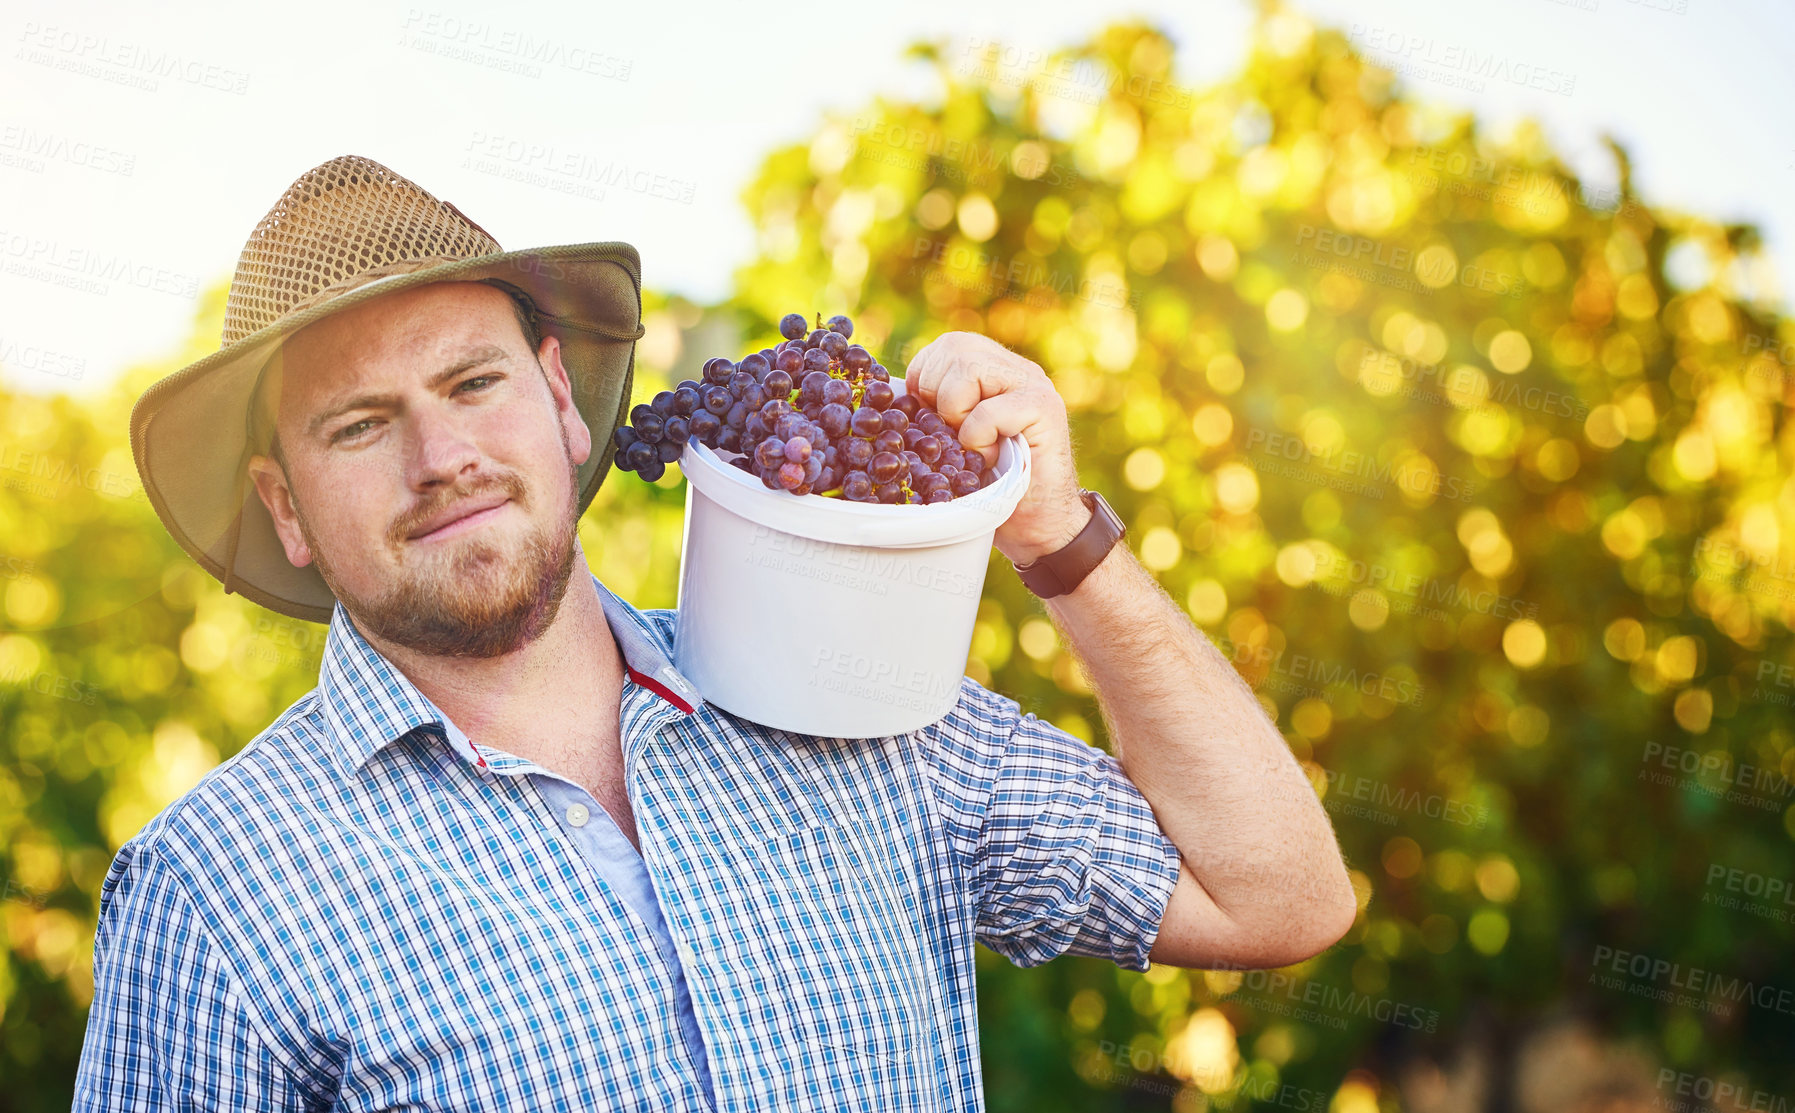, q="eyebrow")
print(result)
[305,346,512,439]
